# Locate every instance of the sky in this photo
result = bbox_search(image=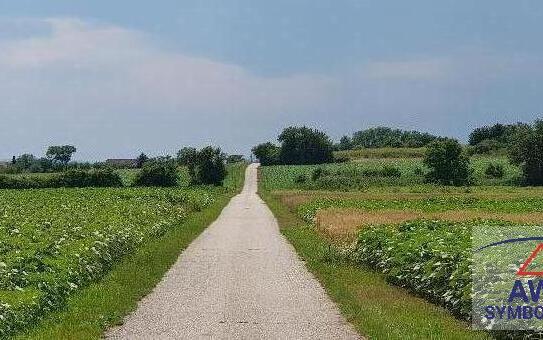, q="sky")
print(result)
[0,1,542,160]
